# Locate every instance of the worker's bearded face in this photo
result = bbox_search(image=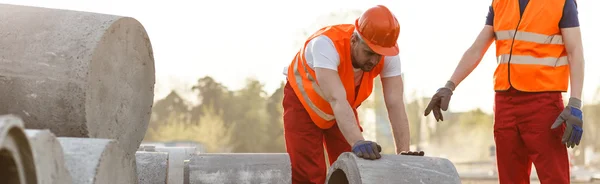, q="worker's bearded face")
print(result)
[351,35,382,72]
